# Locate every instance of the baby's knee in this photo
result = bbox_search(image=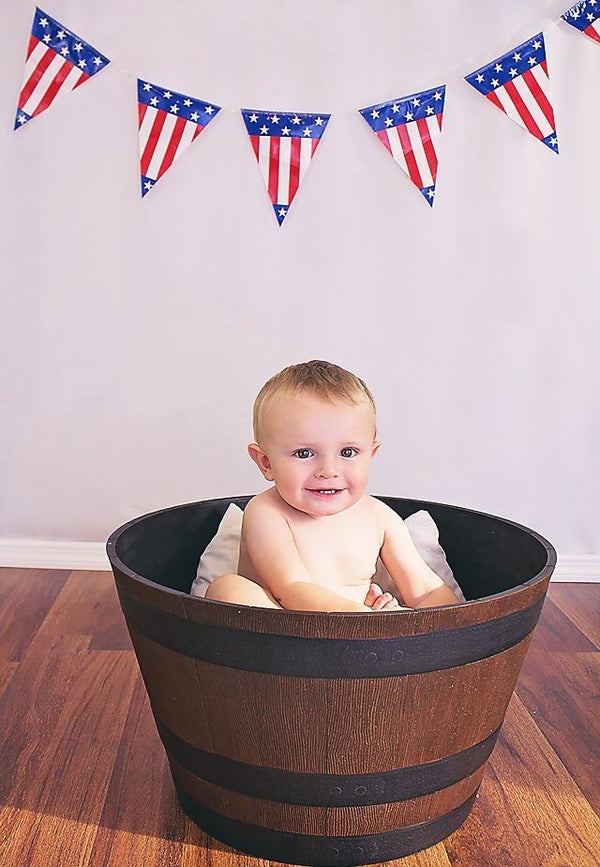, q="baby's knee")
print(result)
[205,573,280,608]
[205,573,242,602]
